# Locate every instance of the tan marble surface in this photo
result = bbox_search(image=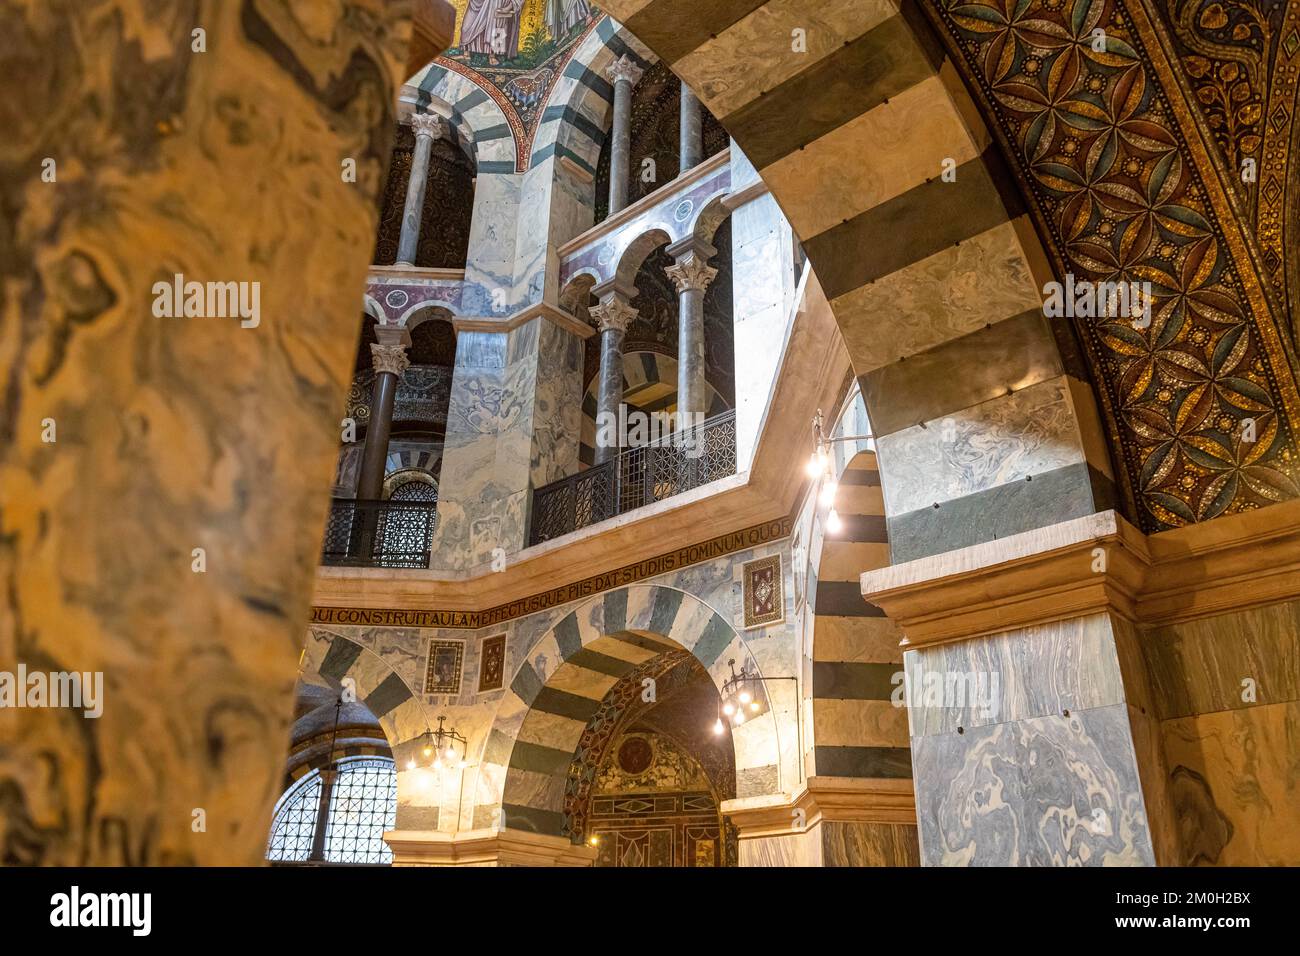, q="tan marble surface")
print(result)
[0,0,421,864]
